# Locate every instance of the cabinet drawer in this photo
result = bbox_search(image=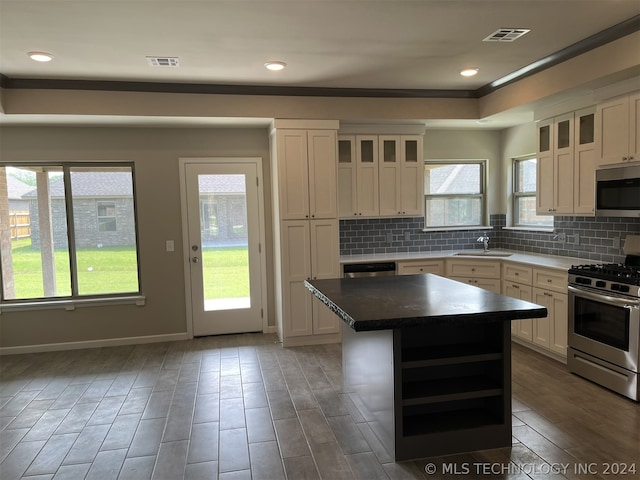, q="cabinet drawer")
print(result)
[502,263,532,285]
[533,268,568,293]
[397,260,444,276]
[446,260,500,279]
[450,277,501,294]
